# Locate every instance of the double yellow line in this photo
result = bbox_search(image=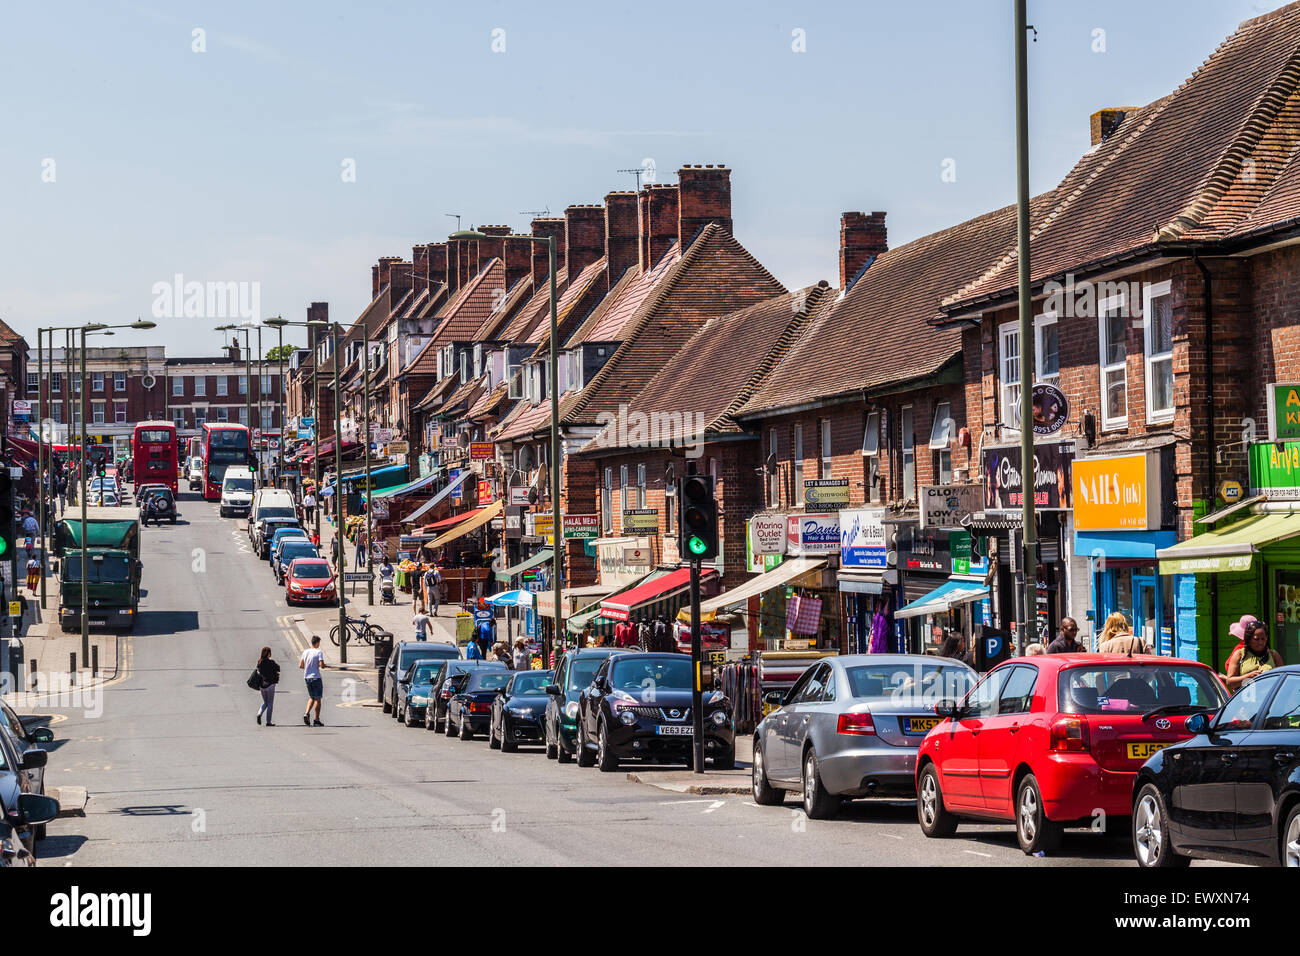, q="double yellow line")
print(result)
[277,614,307,656]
